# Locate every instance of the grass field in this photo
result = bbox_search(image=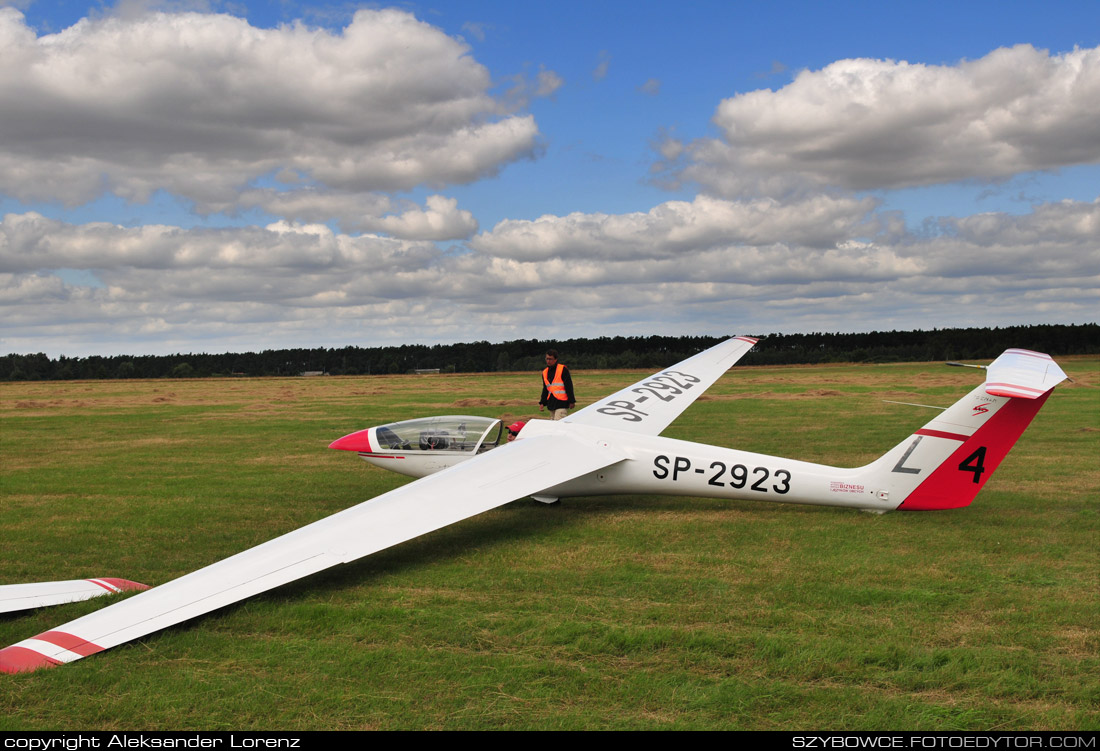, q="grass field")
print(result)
[1,357,1097,730]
